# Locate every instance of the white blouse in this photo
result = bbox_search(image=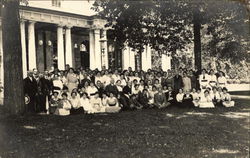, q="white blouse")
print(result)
[176,93,184,102]
[218,76,227,85]
[70,98,81,109]
[80,98,92,111]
